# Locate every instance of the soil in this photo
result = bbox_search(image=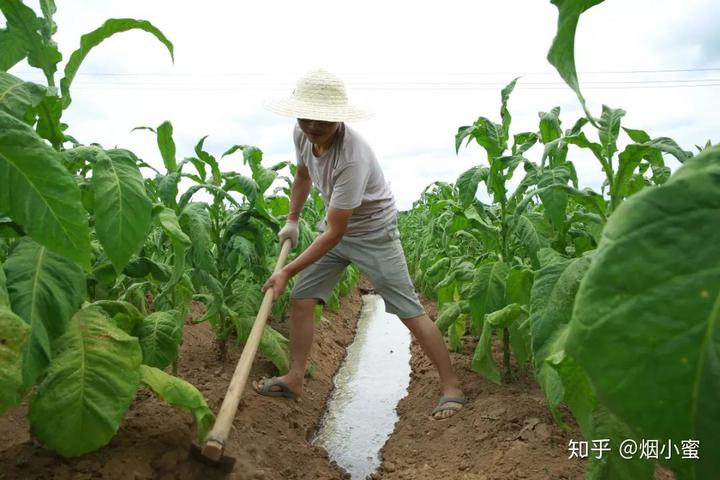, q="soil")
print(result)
[373,299,586,480]
[0,283,675,480]
[373,298,675,480]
